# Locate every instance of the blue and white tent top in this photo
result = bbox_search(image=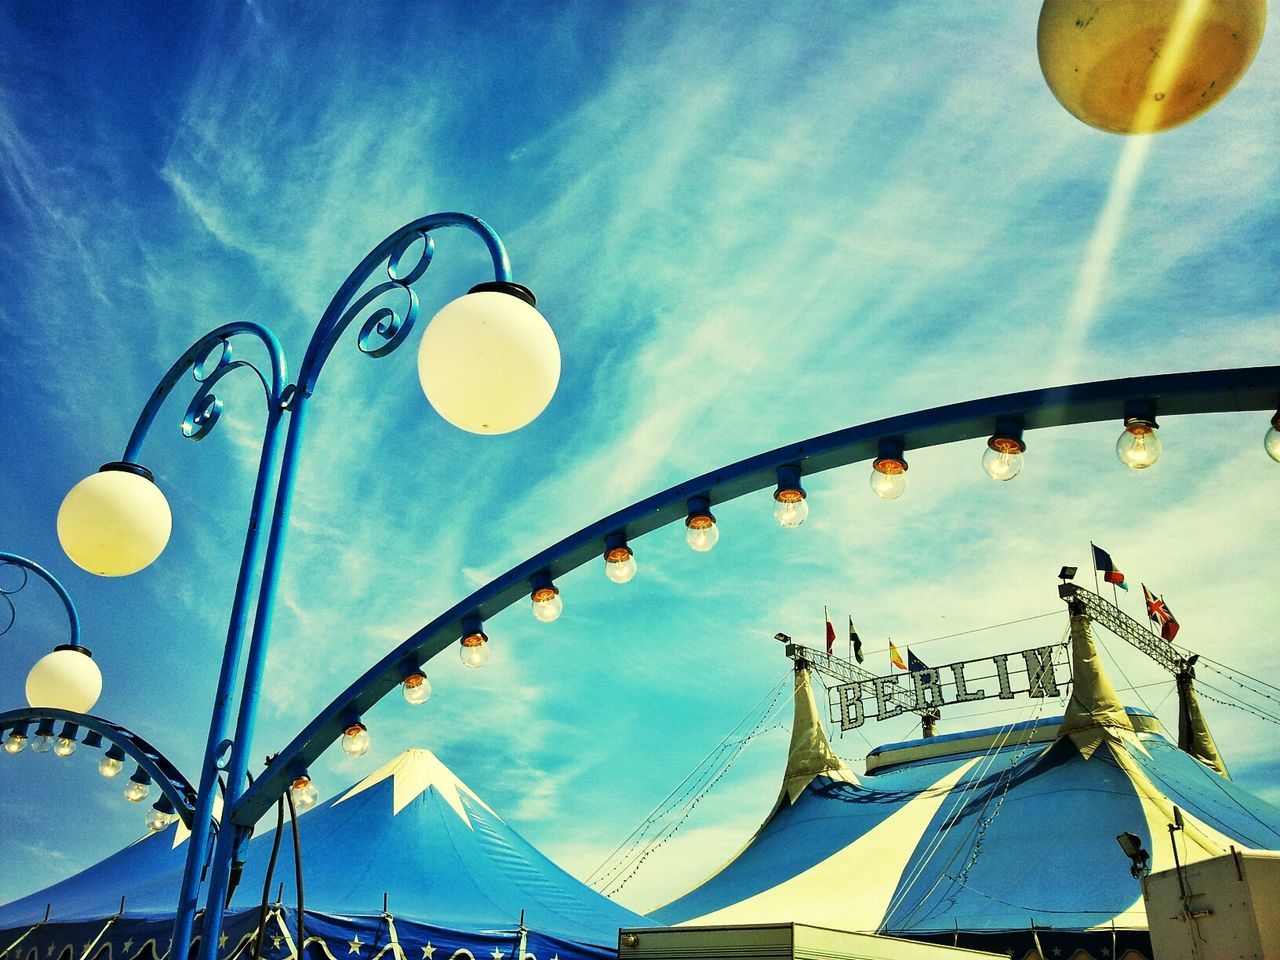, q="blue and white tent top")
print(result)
[649,615,1280,959]
[0,748,650,960]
